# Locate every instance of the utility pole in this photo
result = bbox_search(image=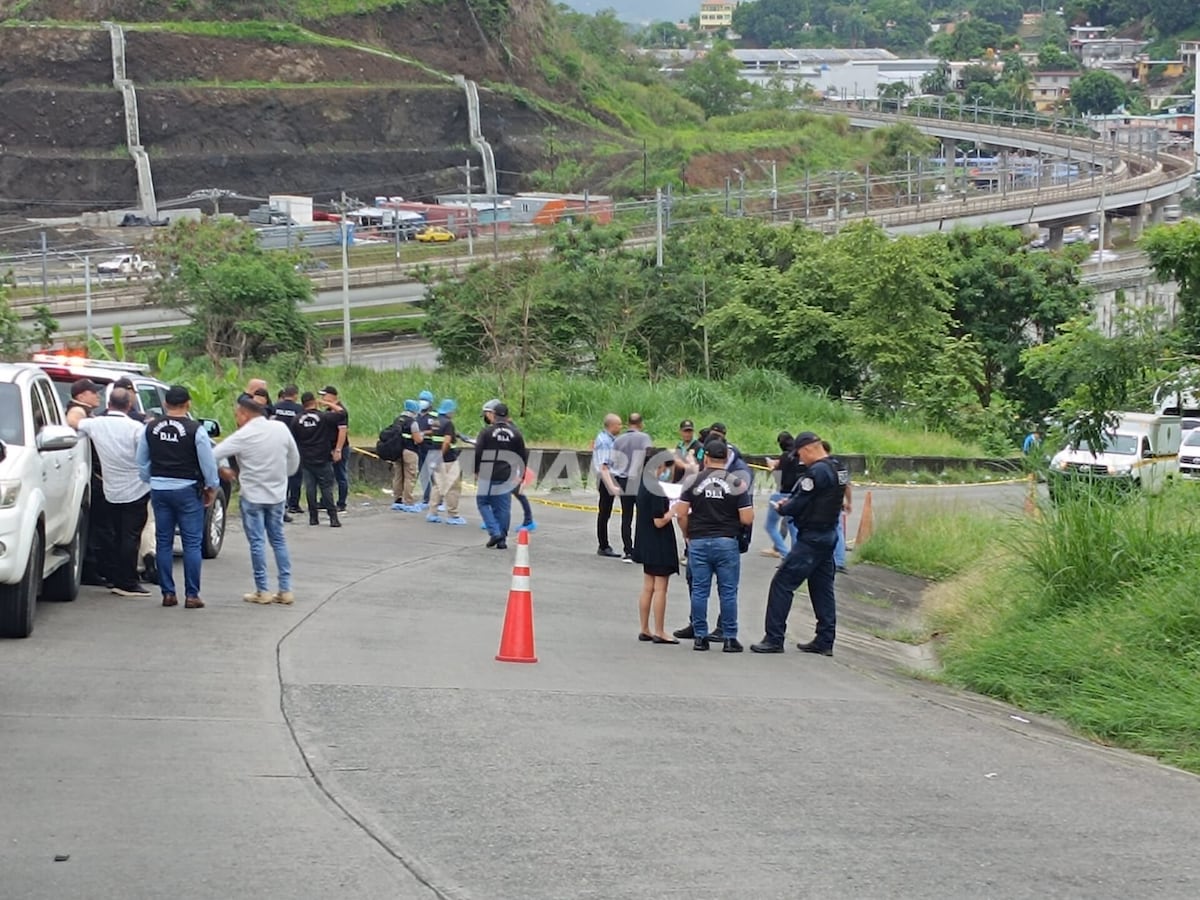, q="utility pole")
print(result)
[84,254,92,346]
[463,159,475,258]
[735,169,746,217]
[492,194,499,261]
[339,189,352,368]
[724,177,731,217]
[655,187,664,268]
[756,158,778,220]
[40,231,48,300]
